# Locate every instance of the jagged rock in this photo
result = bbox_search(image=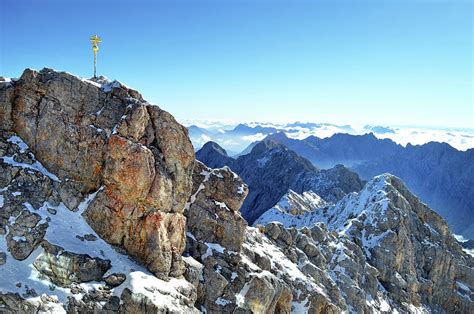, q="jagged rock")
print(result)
[238,273,292,314]
[1,68,195,279]
[0,70,200,313]
[6,209,48,261]
[33,241,111,287]
[256,174,474,312]
[184,157,474,313]
[186,161,248,253]
[104,273,126,288]
[0,292,64,313]
[183,162,298,313]
[182,256,204,292]
[67,294,120,313]
[58,180,85,211]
